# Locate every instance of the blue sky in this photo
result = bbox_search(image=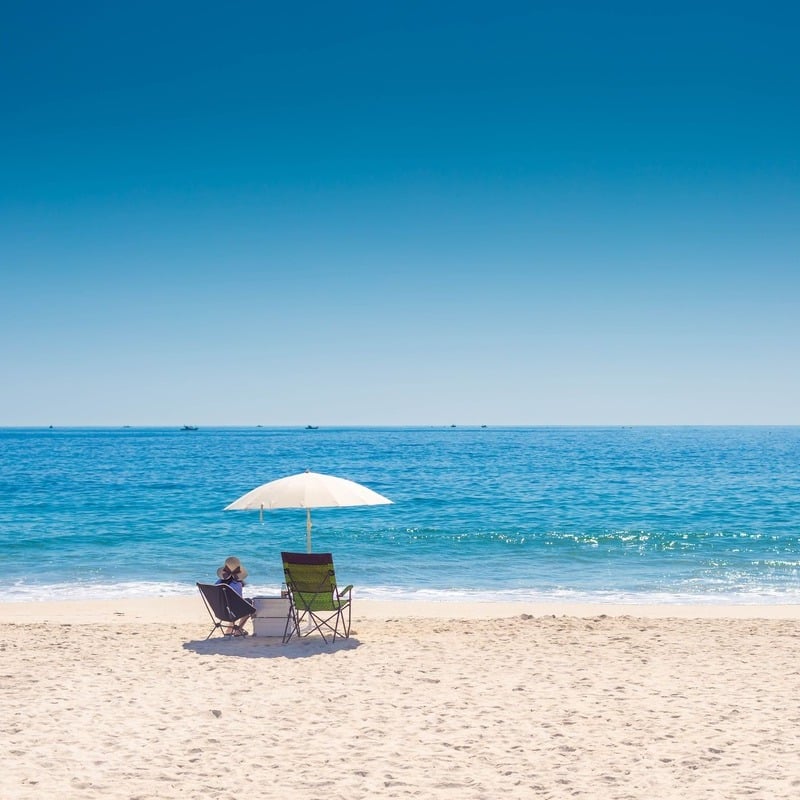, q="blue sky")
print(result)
[2,1,798,425]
